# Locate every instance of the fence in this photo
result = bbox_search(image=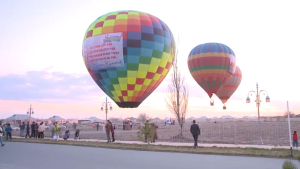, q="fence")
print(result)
[11,121,300,146]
